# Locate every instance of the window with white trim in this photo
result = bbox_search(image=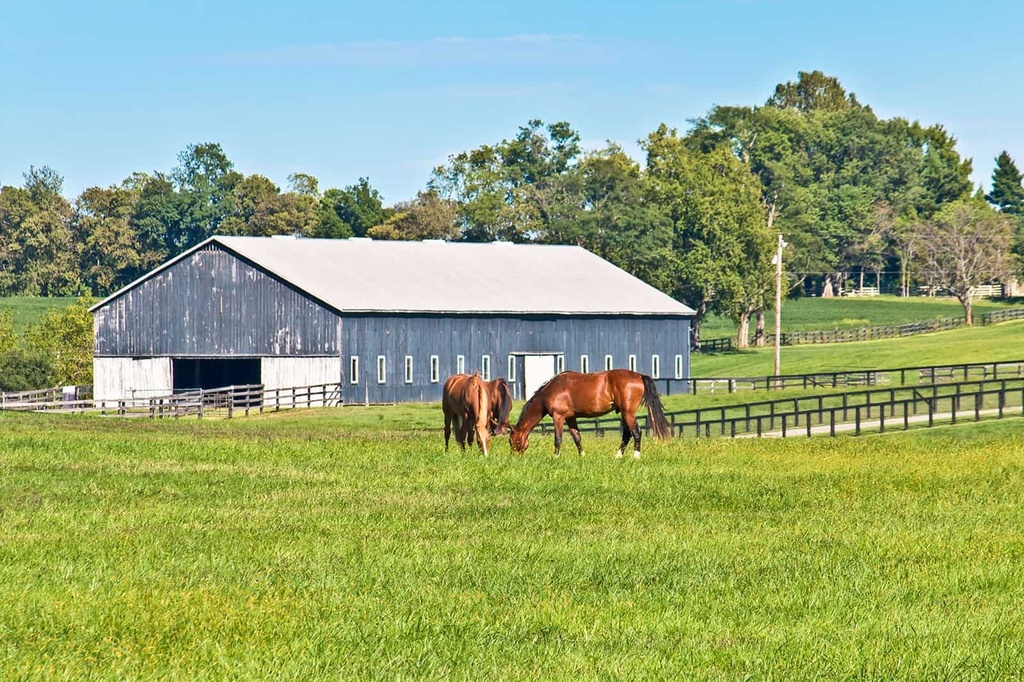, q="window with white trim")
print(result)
[350,356,359,384]
[404,355,413,384]
[456,355,465,375]
[481,355,491,381]
[604,354,613,371]
[580,355,589,373]
[628,354,637,372]
[430,355,440,383]
[556,355,564,373]
[674,354,684,379]
[507,355,516,382]
[651,354,660,379]
[377,356,387,384]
